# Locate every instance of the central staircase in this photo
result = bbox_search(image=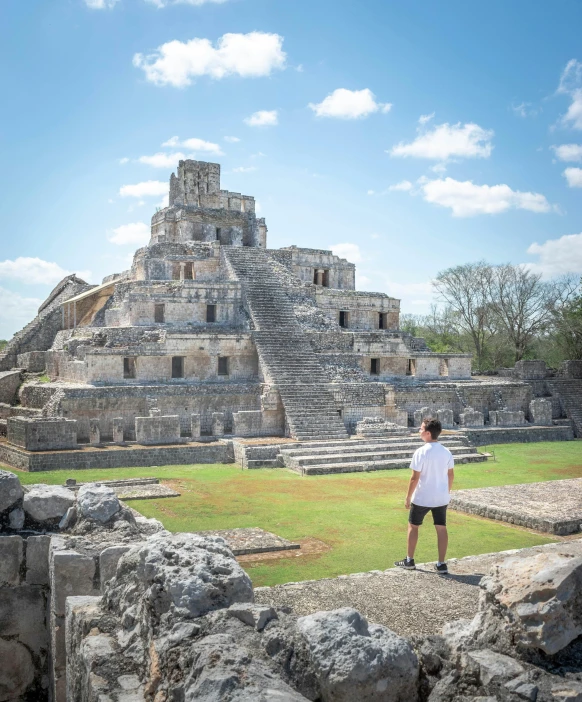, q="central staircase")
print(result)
[224,247,349,441]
